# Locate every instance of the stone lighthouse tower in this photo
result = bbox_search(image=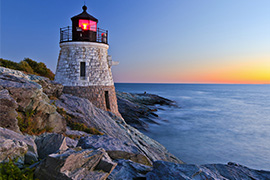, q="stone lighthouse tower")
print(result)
[55,5,120,116]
